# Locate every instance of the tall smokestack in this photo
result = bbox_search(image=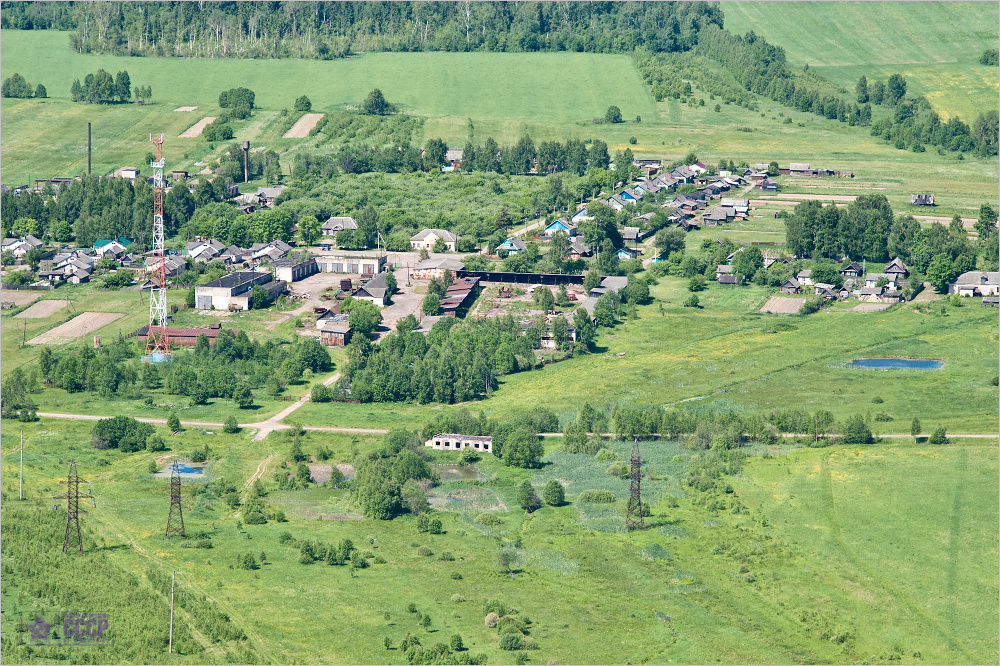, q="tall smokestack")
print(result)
[88,122,92,174]
[242,140,250,183]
